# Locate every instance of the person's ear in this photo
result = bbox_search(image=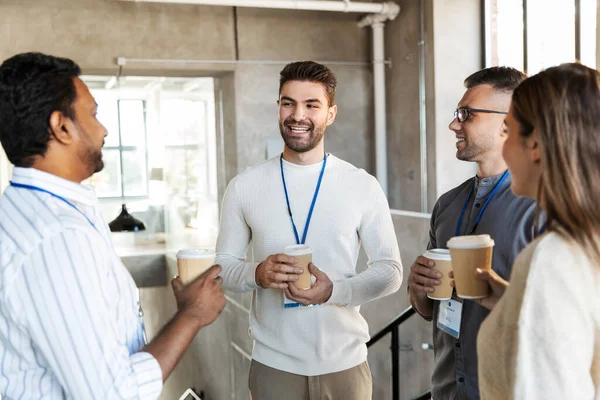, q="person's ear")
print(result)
[500,121,508,139]
[48,111,74,145]
[326,104,337,126]
[527,129,541,164]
